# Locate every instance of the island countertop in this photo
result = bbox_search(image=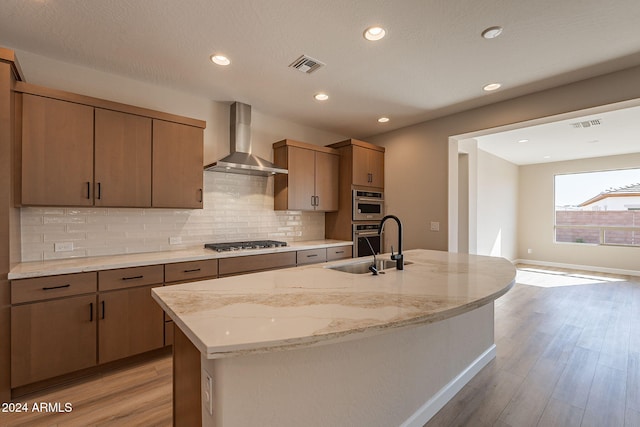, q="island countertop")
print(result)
[152,249,516,359]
